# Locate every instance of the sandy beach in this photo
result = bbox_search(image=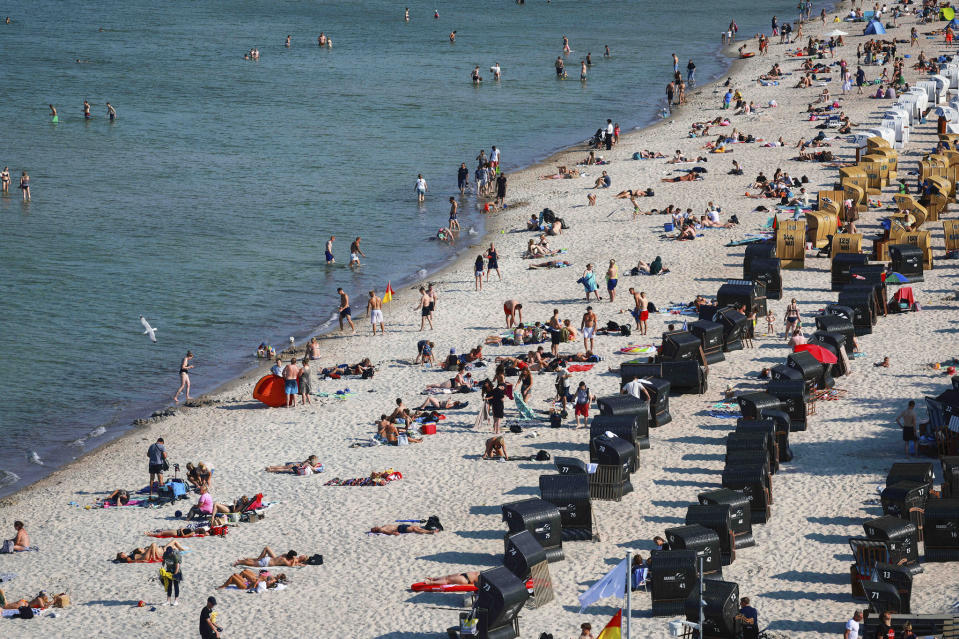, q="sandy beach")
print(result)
[2,5,959,638]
